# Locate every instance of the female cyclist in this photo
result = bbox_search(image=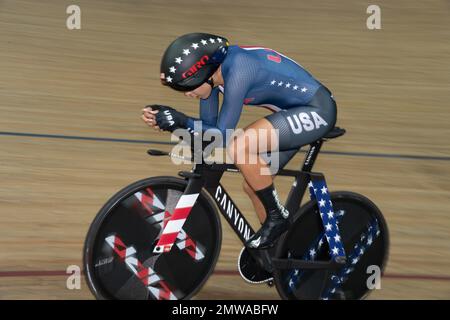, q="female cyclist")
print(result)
[141,33,337,249]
